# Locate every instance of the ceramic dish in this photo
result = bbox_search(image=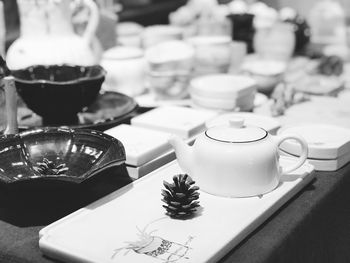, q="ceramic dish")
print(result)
[190,74,257,99]
[0,128,126,184]
[279,96,350,130]
[293,75,344,95]
[135,92,192,108]
[12,64,106,126]
[277,124,350,159]
[190,92,255,111]
[39,158,315,263]
[242,59,287,94]
[17,91,138,131]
